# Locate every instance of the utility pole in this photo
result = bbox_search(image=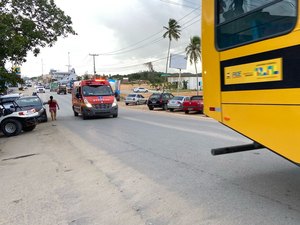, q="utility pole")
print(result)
[89,53,99,75]
[66,52,71,72]
[41,59,44,76]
